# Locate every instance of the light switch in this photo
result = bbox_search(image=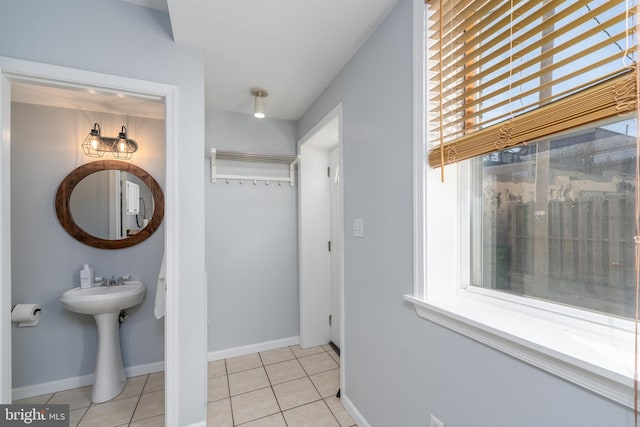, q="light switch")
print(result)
[353,218,364,238]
